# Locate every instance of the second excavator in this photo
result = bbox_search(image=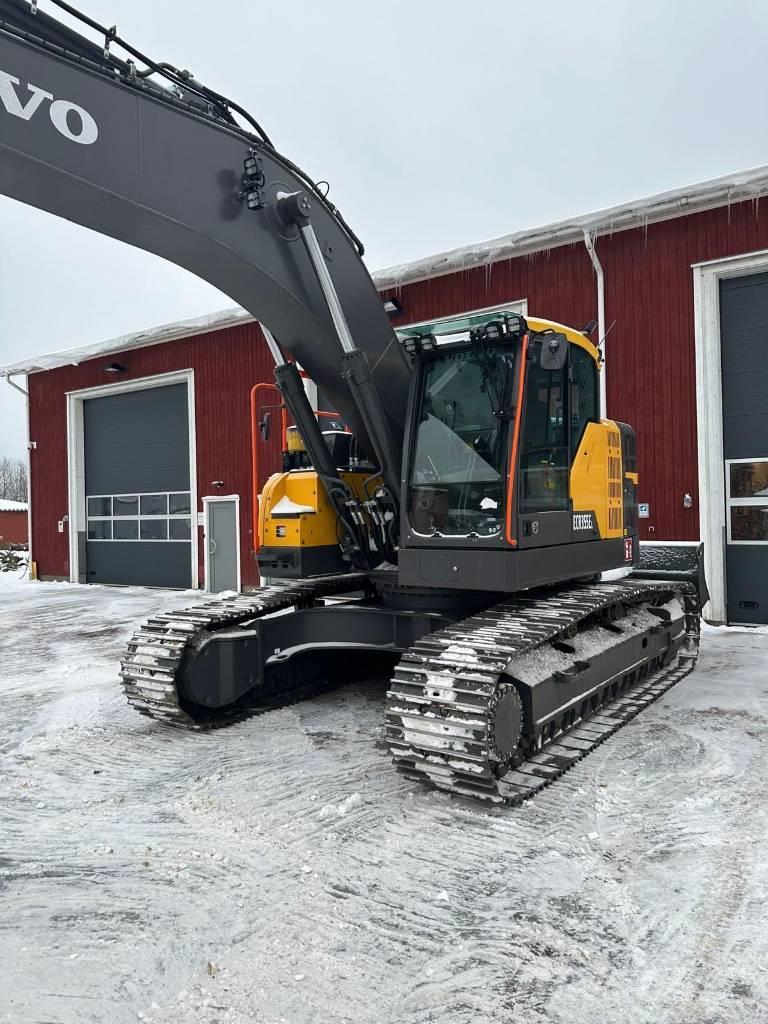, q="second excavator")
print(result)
[0,0,707,804]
